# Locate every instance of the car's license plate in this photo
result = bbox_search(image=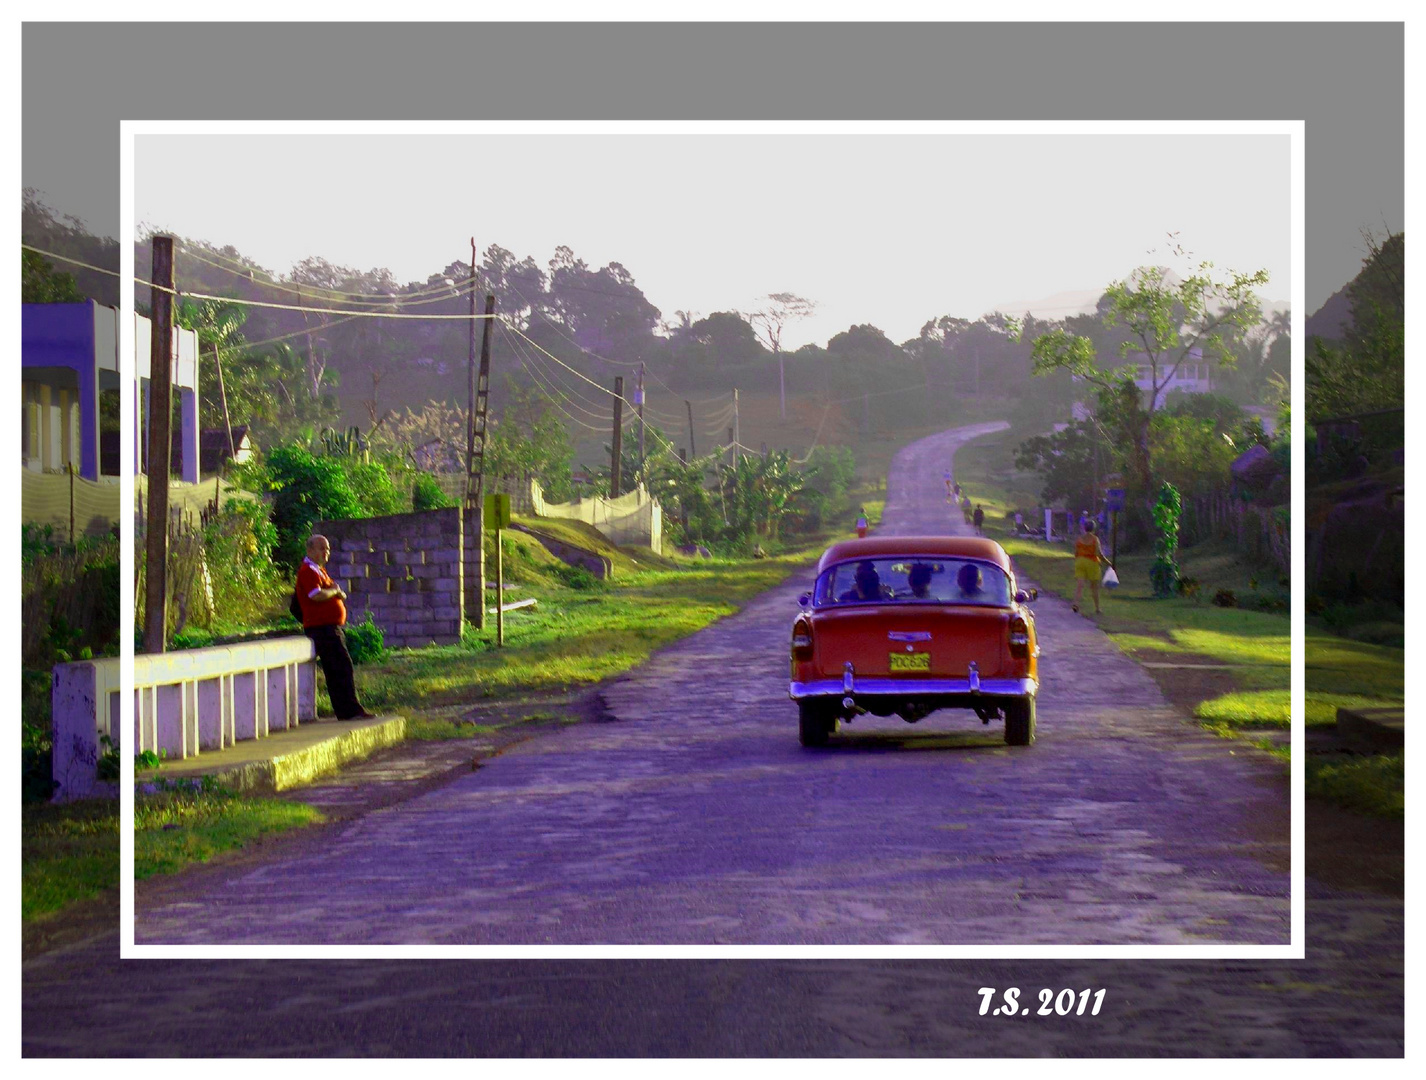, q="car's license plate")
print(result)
[888,652,930,672]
